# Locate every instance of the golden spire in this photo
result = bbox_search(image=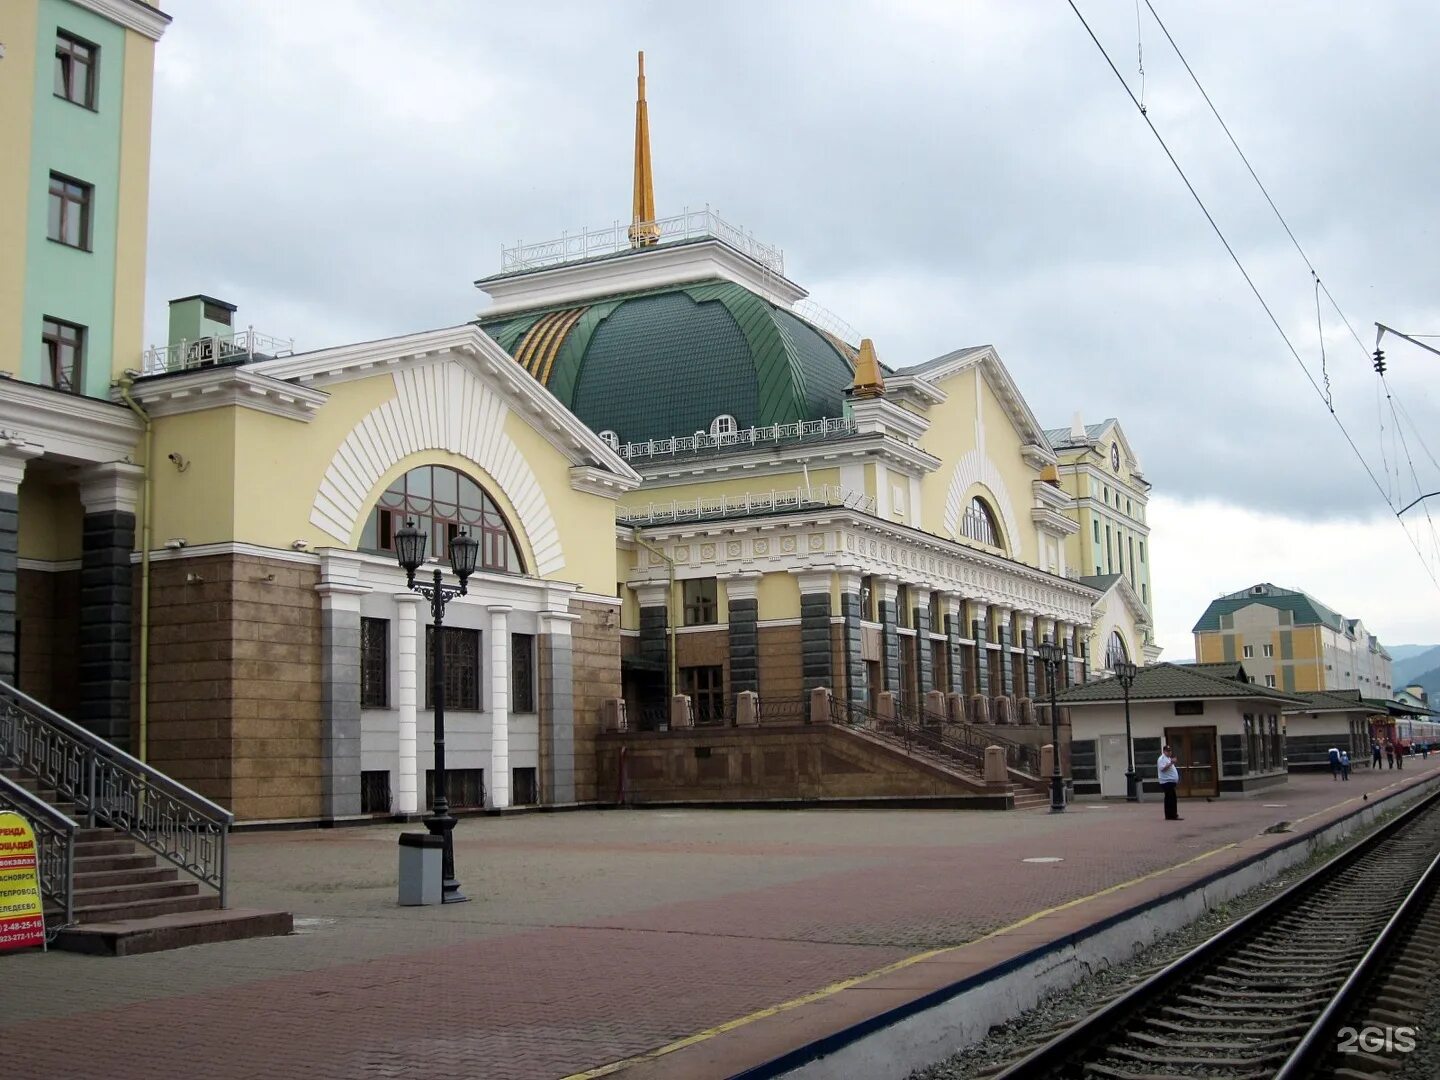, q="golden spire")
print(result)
[628,50,659,247]
[848,338,886,399]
